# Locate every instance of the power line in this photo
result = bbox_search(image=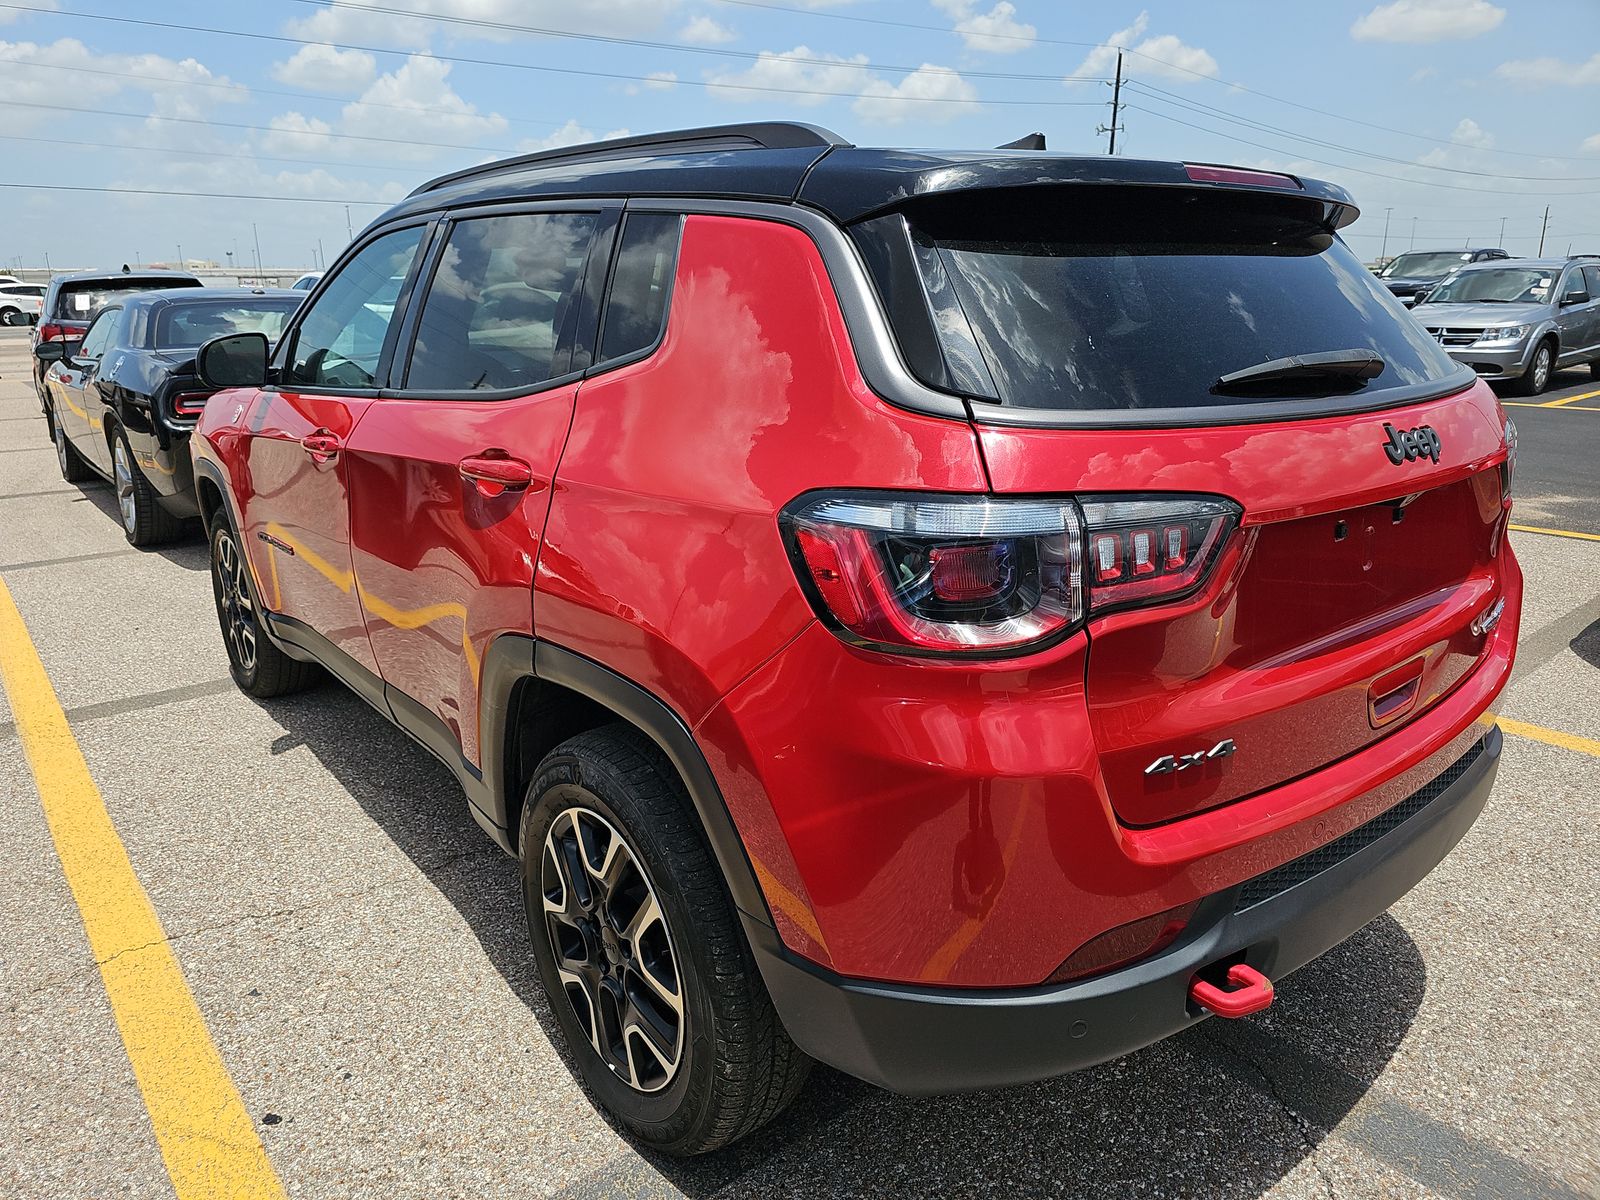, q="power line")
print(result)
[0,4,1105,106]
[1126,82,1600,183]
[0,182,390,205]
[0,130,418,173]
[1124,105,1600,197]
[272,0,1108,84]
[712,0,1595,163]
